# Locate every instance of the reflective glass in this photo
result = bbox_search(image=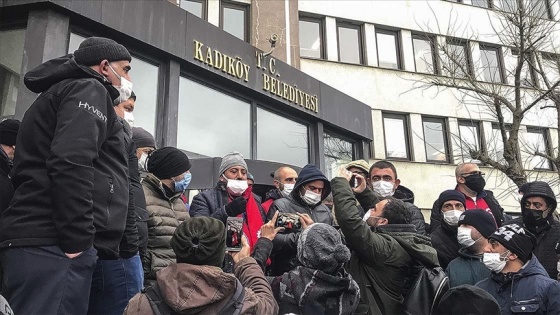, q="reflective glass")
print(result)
[376,31,399,69]
[413,36,435,74]
[338,26,361,64]
[457,123,480,162]
[423,119,448,162]
[222,6,246,41]
[525,130,551,169]
[472,0,490,8]
[383,116,409,159]
[0,29,25,117]
[481,47,502,83]
[447,42,468,78]
[324,133,354,180]
[180,0,203,18]
[299,20,321,58]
